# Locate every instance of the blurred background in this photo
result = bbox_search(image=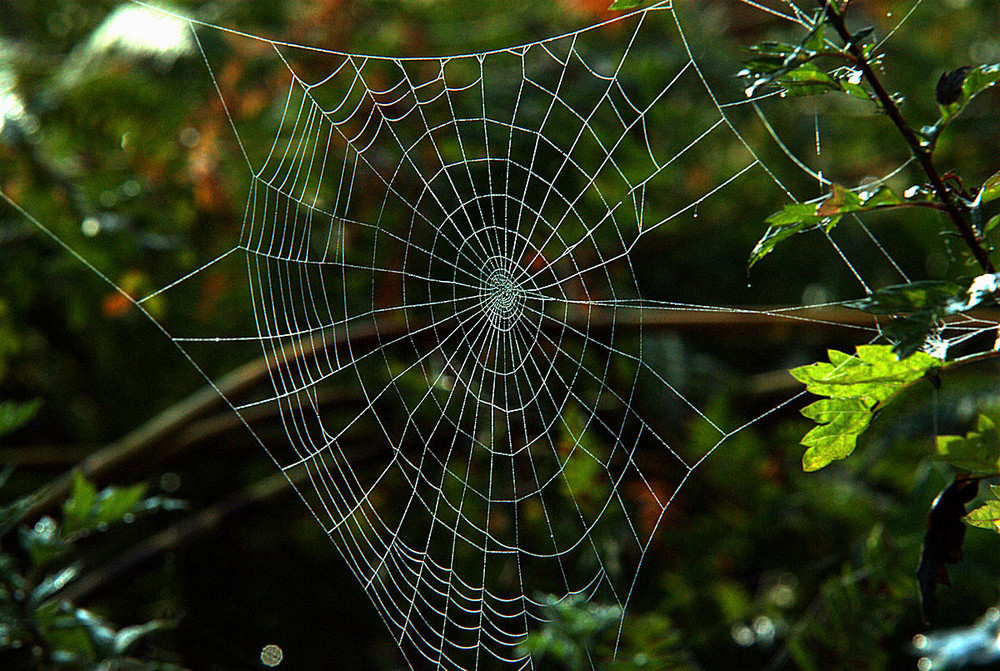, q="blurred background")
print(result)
[1,0,999,669]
